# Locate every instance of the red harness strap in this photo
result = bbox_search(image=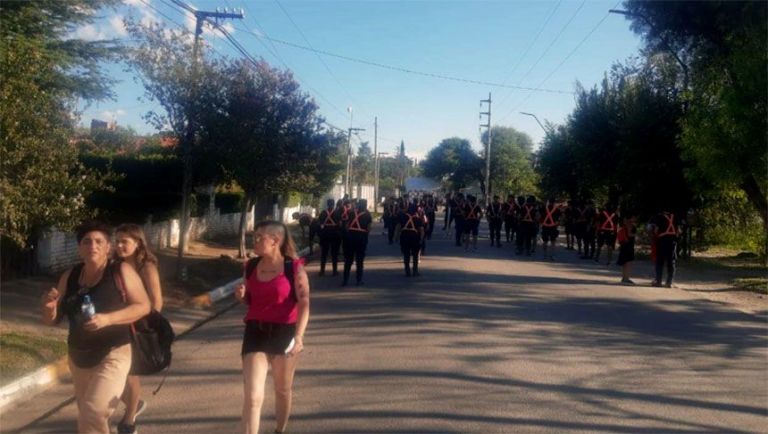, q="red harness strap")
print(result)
[348,211,368,232]
[522,205,535,222]
[542,204,559,227]
[599,211,617,232]
[402,213,418,232]
[658,213,676,237]
[322,208,337,226]
[466,205,480,220]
